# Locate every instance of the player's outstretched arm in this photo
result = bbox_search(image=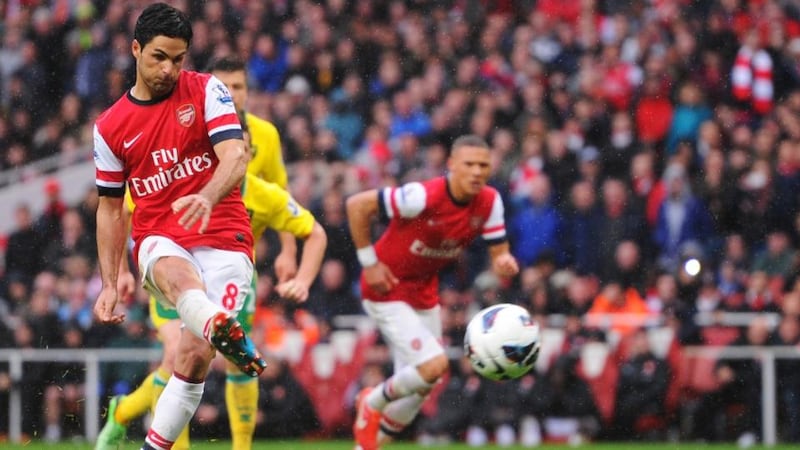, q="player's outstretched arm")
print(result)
[275,222,327,302]
[95,195,127,324]
[346,189,399,294]
[172,138,248,233]
[488,242,520,279]
[345,189,380,249]
[115,196,136,301]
